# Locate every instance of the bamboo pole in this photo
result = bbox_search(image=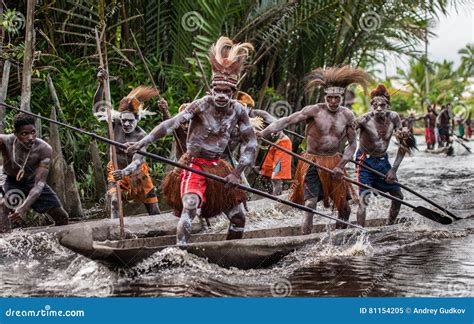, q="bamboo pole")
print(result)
[20,0,35,112]
[95,28,125,239]
[0,60,10,133]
